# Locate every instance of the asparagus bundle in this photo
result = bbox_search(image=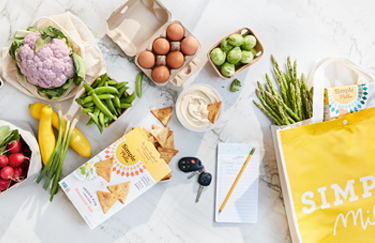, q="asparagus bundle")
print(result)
[253,55,314,125]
